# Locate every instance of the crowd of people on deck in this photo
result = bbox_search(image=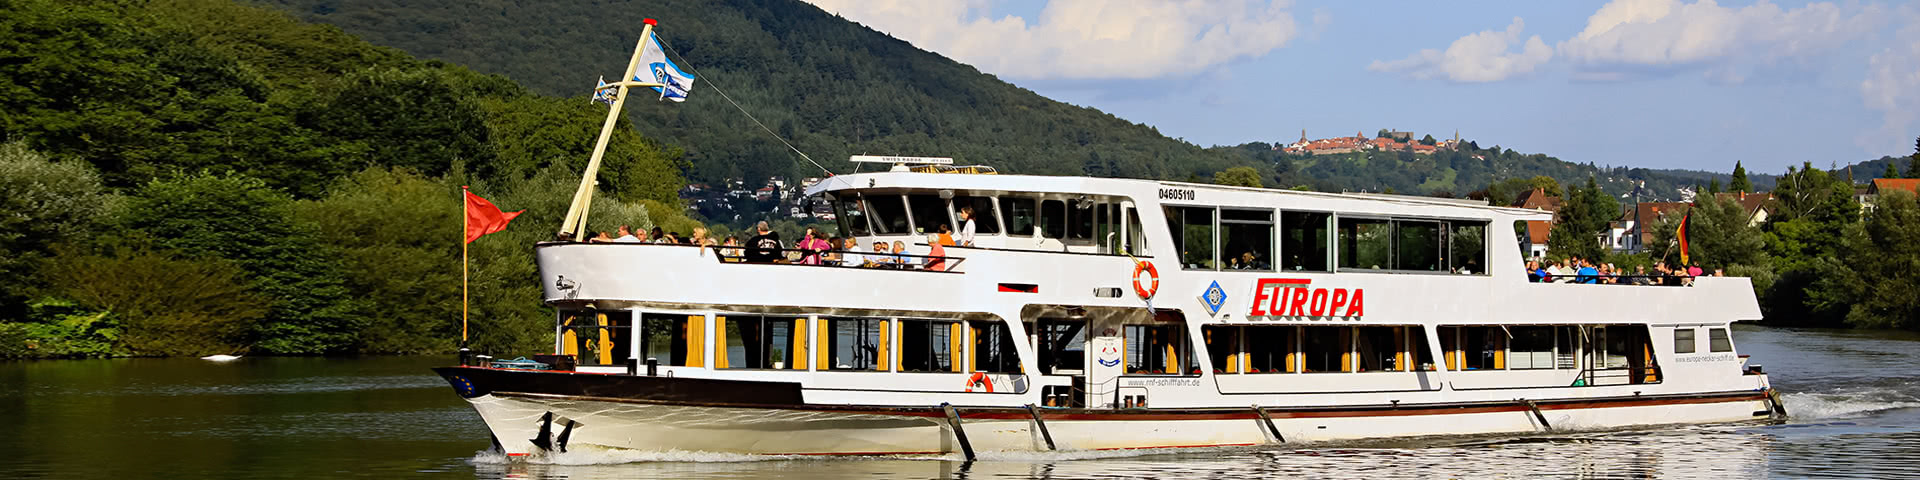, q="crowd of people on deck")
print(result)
[1525,256,1718,286]
[583,206,979,272]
